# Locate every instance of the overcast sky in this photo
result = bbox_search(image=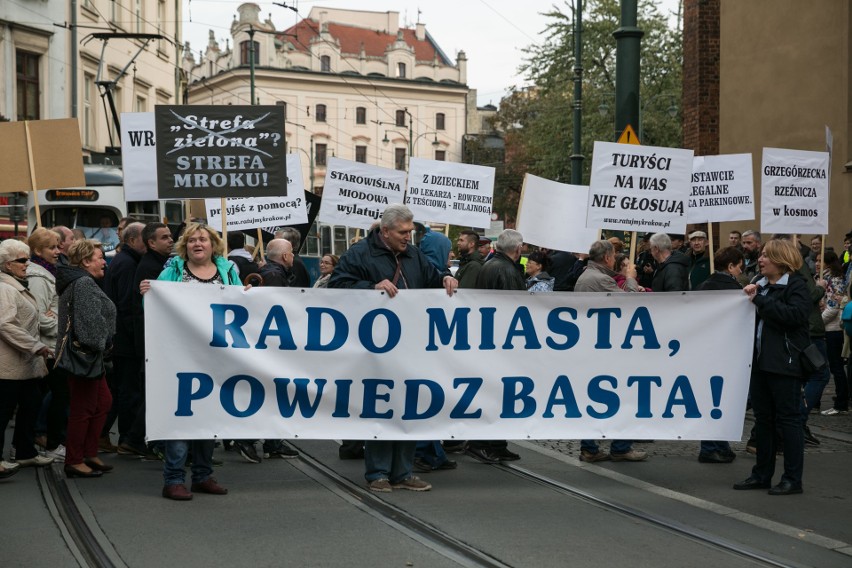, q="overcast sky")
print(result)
[182,0,682,106]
